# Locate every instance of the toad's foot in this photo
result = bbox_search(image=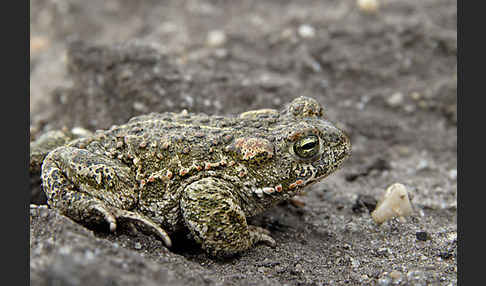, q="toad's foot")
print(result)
[113,208,172,247]
[249,225,276,248]
[181,177,277,257]
[60,199,173,248]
